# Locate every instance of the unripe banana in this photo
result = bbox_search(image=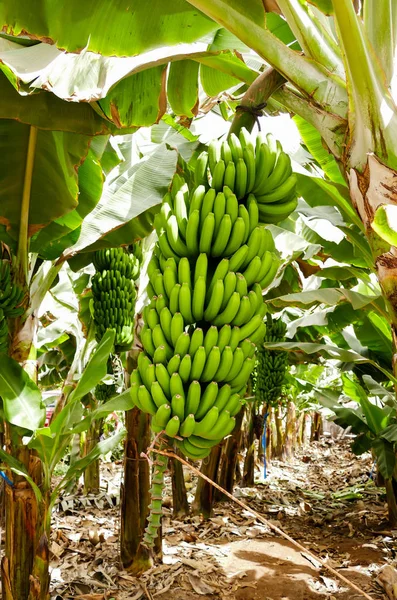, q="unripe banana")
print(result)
[170,372,185,399]
[201,346,221,382]
[170,312,185,347]
[180,414,196,437]
[192,276,206,321]
[194,153,209,188]
[194,406,219,436]
[190,345,207,380]
[214,384,232,412]
[171,394,185,422]
[186,380,201,416]
[165,415,180,437]
[189,328,204,357]
[199,212,215,255]
[203,325,218,355]
[154,403,172,428]
[179,353,192,384]
[151,381,169,408]
[155,363,171,397]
